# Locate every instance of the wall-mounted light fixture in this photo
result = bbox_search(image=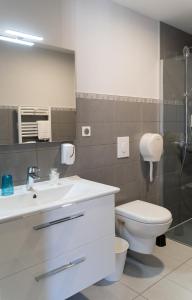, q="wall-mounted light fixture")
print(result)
[0,29,44,47]
[0,35,34,46]
[5,30,43,42]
